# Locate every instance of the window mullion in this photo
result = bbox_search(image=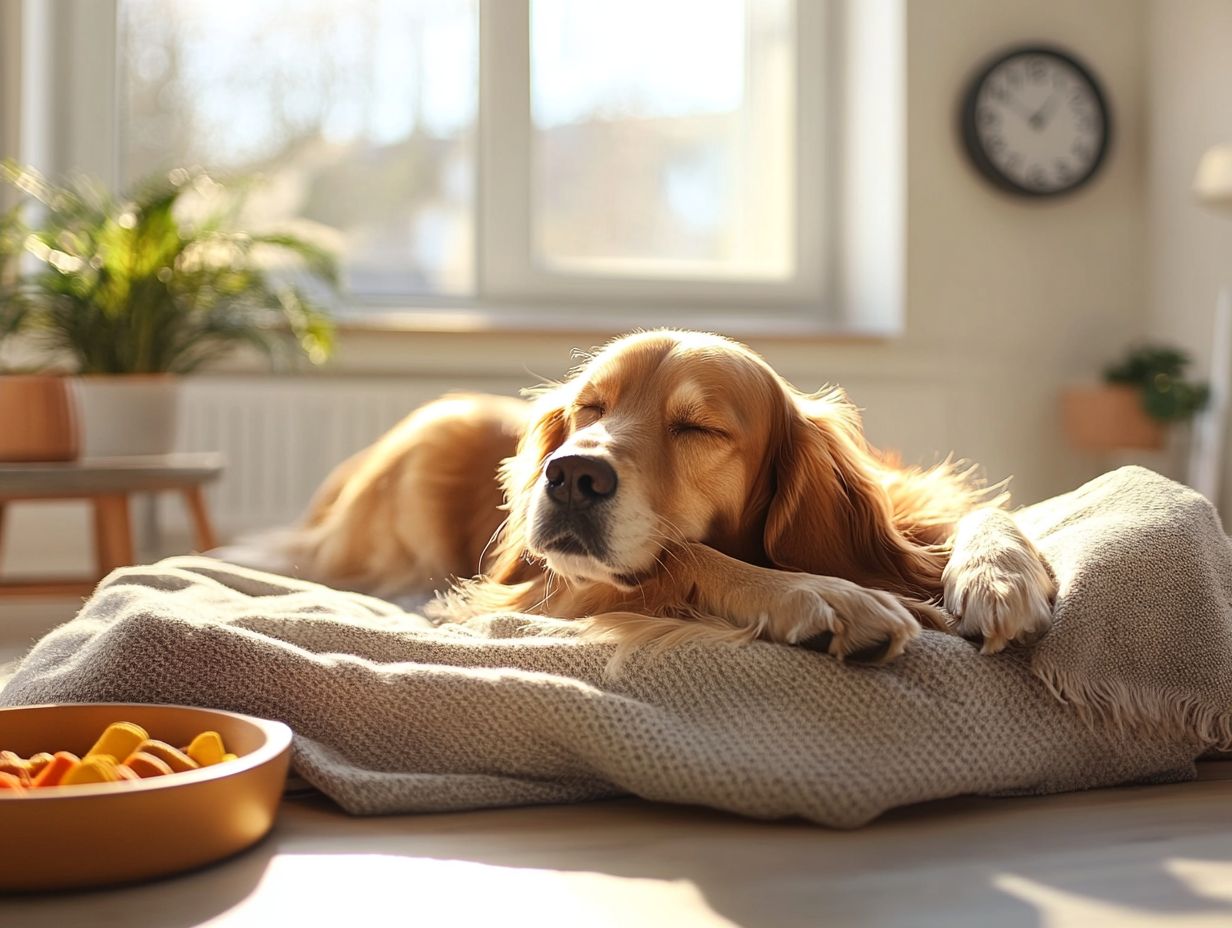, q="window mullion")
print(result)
[477,0,533,300]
